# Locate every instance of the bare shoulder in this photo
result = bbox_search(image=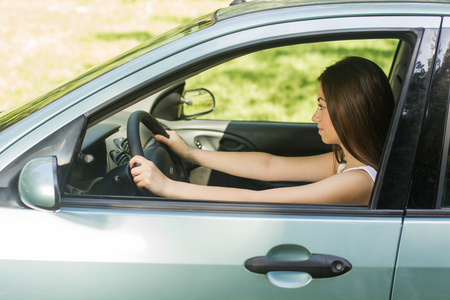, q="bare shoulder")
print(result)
[321,169,374,205]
